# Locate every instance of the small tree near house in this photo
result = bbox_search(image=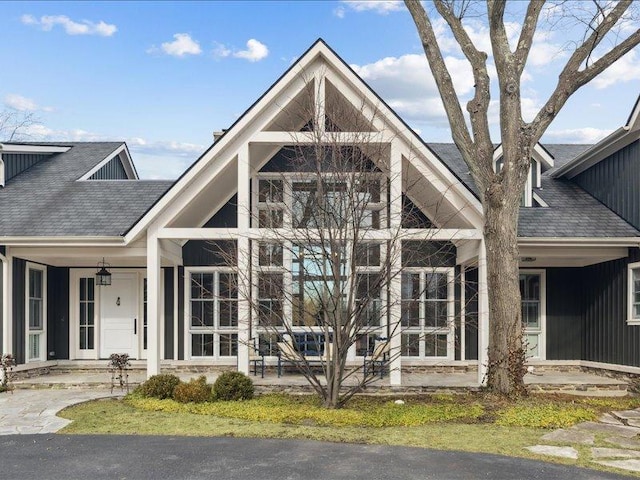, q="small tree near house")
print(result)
[405,0,640,395]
